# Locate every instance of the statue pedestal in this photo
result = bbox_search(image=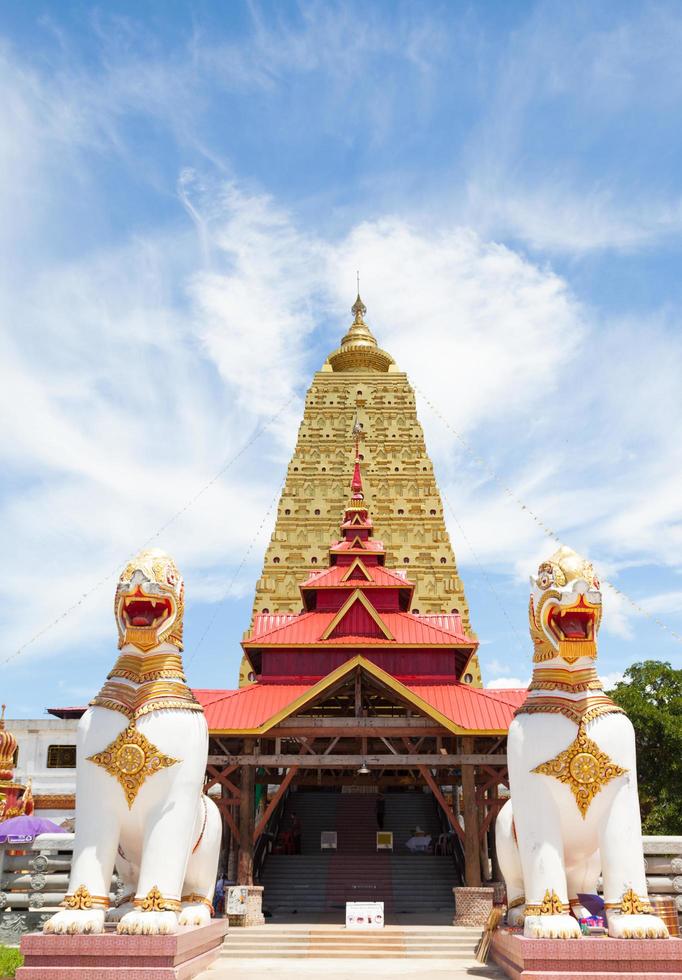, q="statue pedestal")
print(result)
[490,929,682,979]
[17,919,228,979]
